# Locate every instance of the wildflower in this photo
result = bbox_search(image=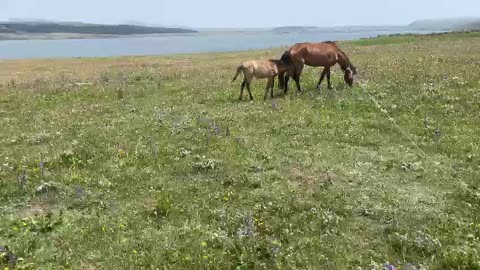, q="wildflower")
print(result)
[213,124,221,136]
[271,246,280,254]
[424,118,429,128]
[201,241,207,247]
[237,214,255,238]
[76,186,85,199]
[180,149,191,157]
[271,99,279,110]
[17,169,27,190]
[384,263,396,270]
